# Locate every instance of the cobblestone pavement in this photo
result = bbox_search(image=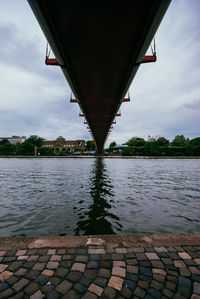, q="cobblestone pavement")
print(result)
[0,237,200,298]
